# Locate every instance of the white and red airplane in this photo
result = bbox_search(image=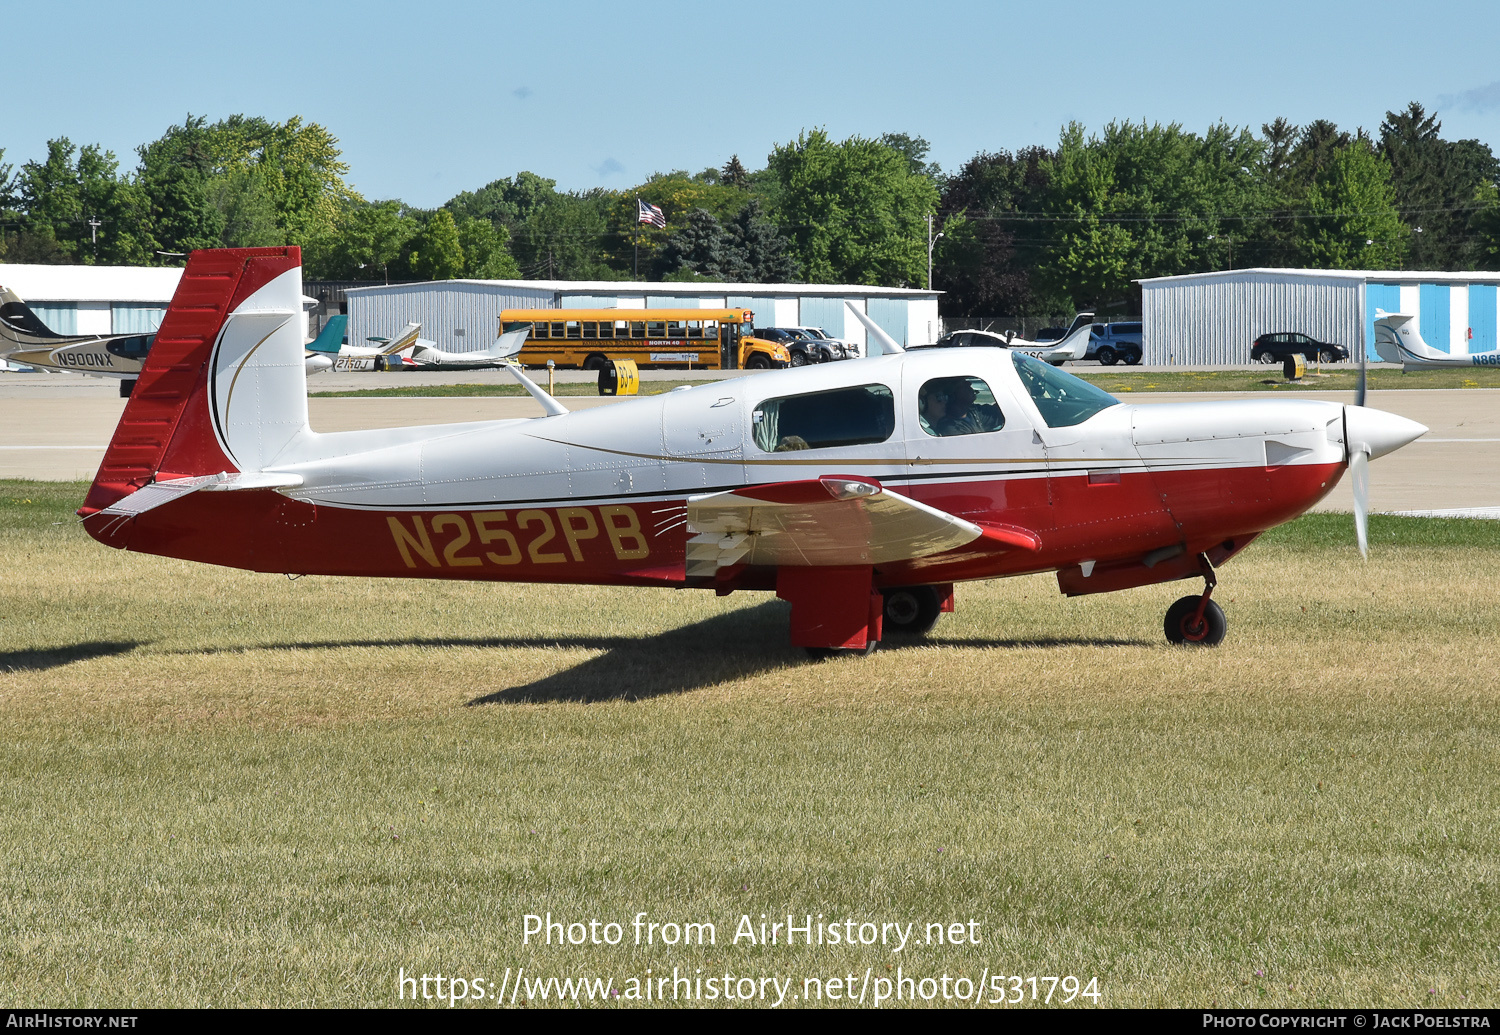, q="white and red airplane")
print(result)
[80,248,1427,654]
